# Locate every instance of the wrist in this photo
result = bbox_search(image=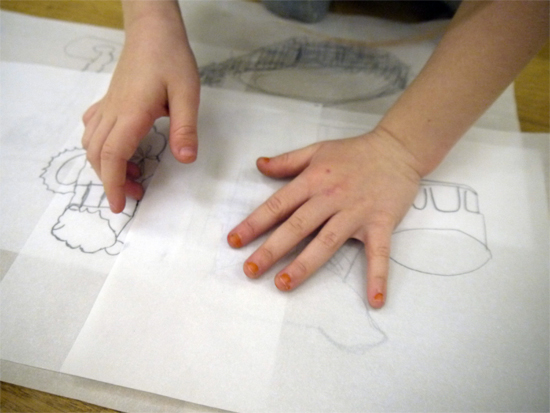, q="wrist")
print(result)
[370,123,448,178]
